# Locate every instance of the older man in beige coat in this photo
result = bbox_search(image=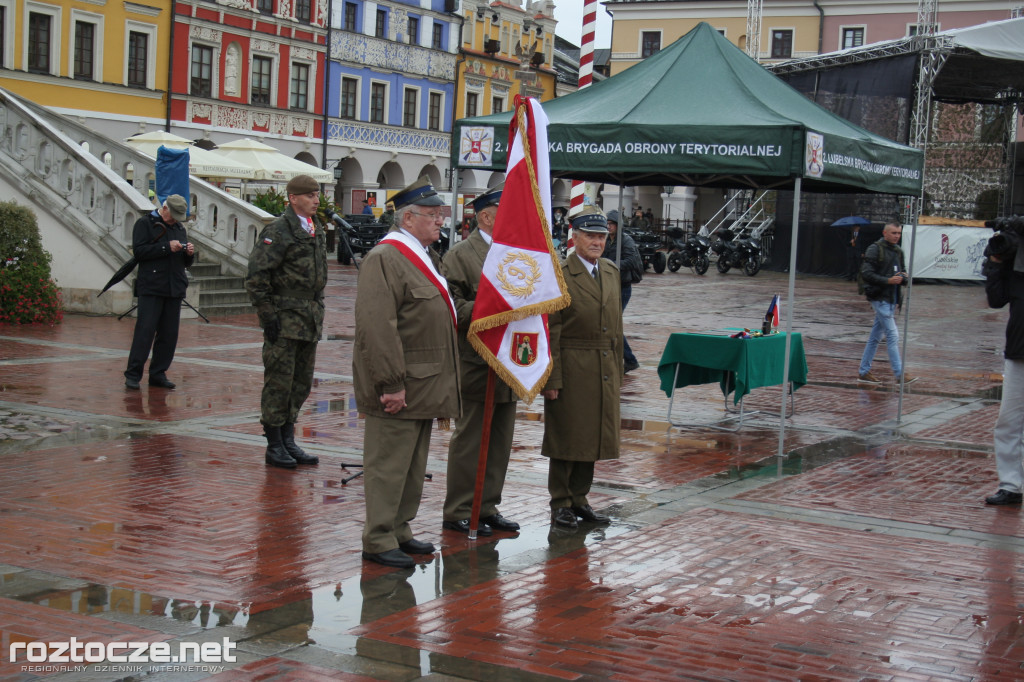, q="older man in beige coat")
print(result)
[354,177,462,568]
[542,207,623,529]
